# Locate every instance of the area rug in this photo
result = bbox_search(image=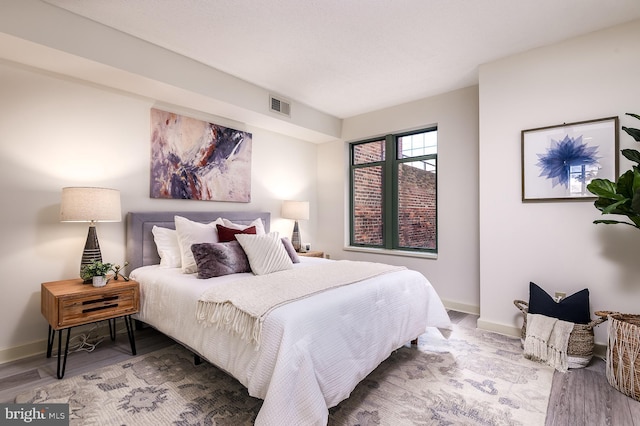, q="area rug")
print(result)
[15,325,553,425]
